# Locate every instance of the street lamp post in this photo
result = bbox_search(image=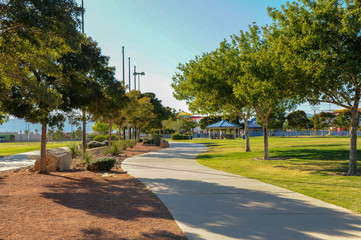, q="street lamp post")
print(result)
[133,71,145,91]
